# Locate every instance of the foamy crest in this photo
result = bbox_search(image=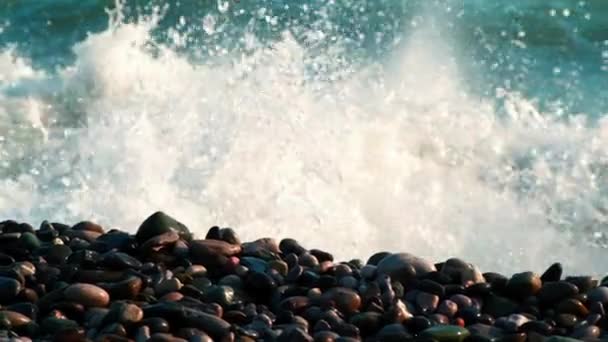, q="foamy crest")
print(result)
[1,9,607,276]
